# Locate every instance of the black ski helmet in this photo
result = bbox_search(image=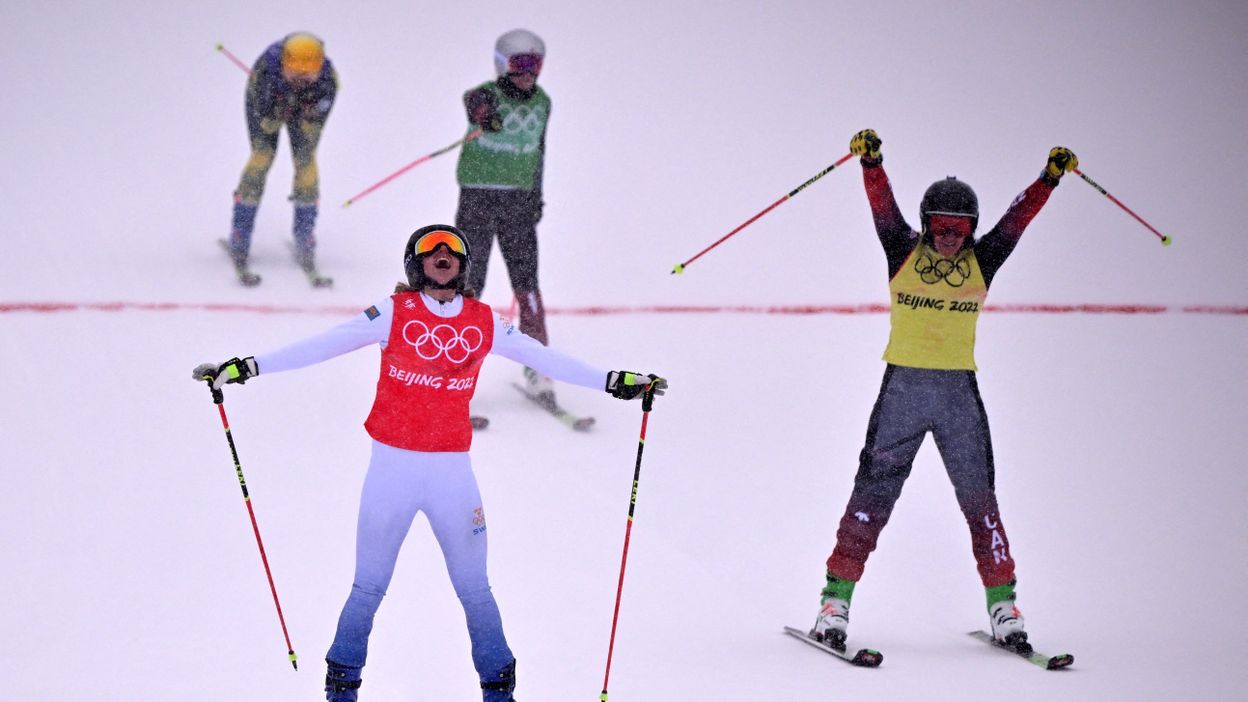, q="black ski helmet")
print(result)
[404,224,472,291]
[920,177,979,233]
